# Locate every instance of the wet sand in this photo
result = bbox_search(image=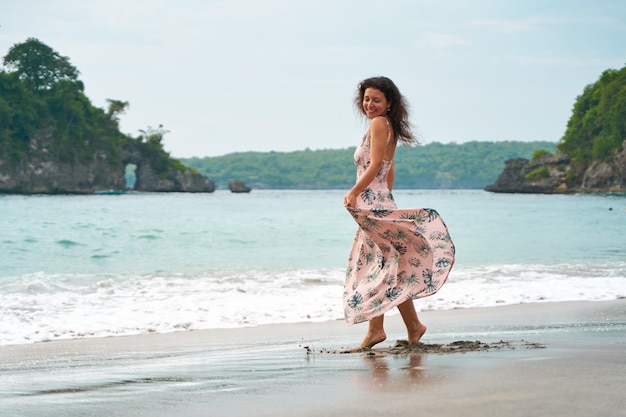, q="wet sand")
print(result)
[1,300,625,417]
